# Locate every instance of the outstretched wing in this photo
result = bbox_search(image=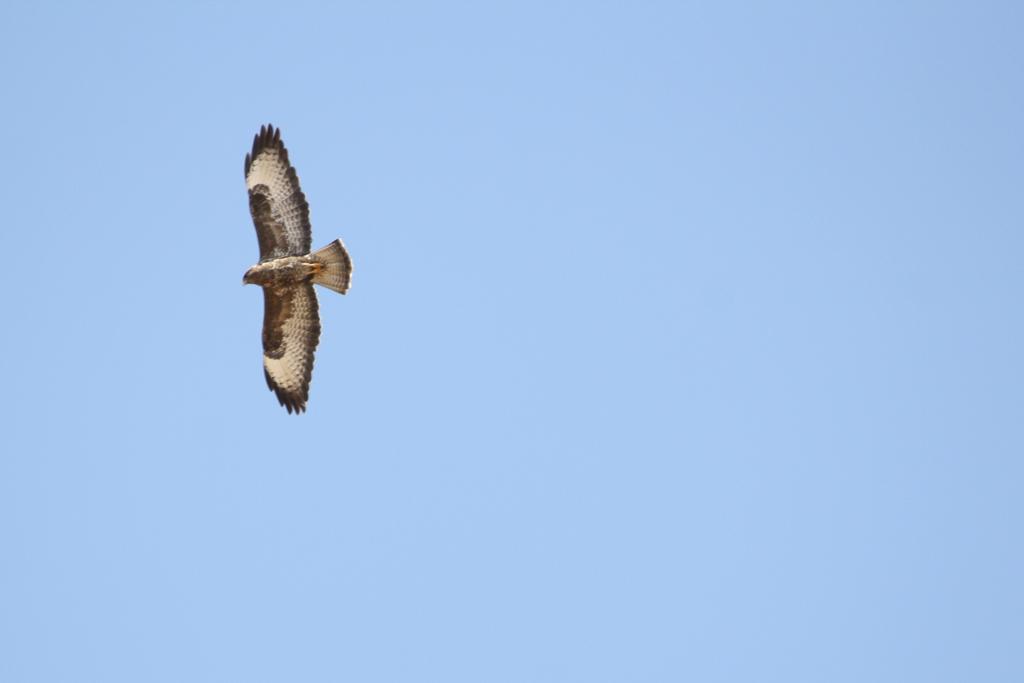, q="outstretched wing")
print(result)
[262,283,321,414]
[245,124,312,261]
